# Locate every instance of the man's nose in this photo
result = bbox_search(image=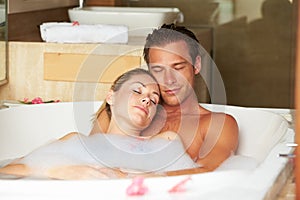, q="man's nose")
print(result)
[164,69,177,85]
